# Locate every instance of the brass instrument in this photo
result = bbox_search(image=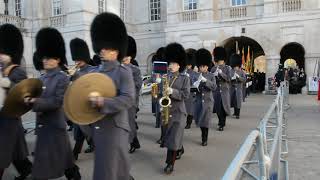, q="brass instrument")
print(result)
[159,75,177,125]
[151,83,159,98]
[67,63,80,76]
